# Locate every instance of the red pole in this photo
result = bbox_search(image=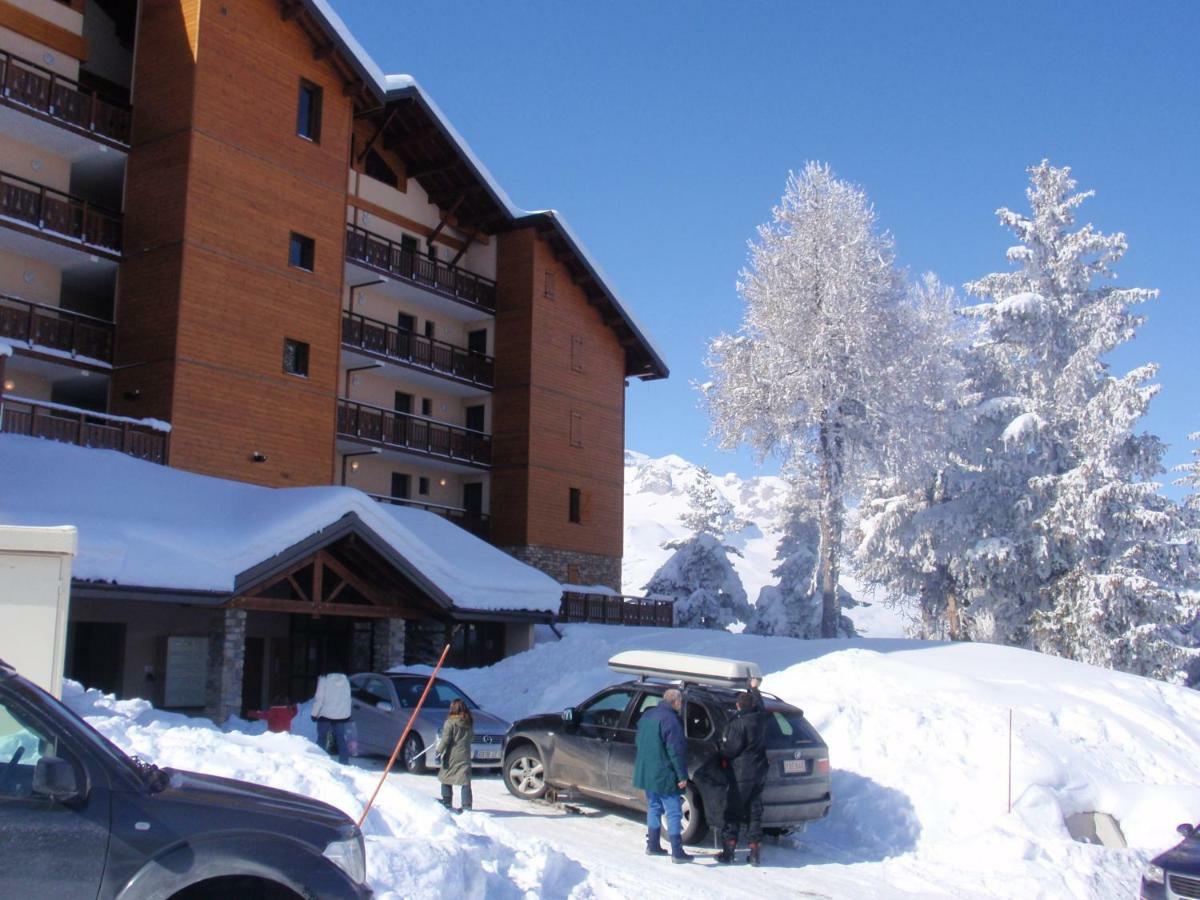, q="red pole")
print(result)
[357,639,453,829]
[1007,708,1013,814]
